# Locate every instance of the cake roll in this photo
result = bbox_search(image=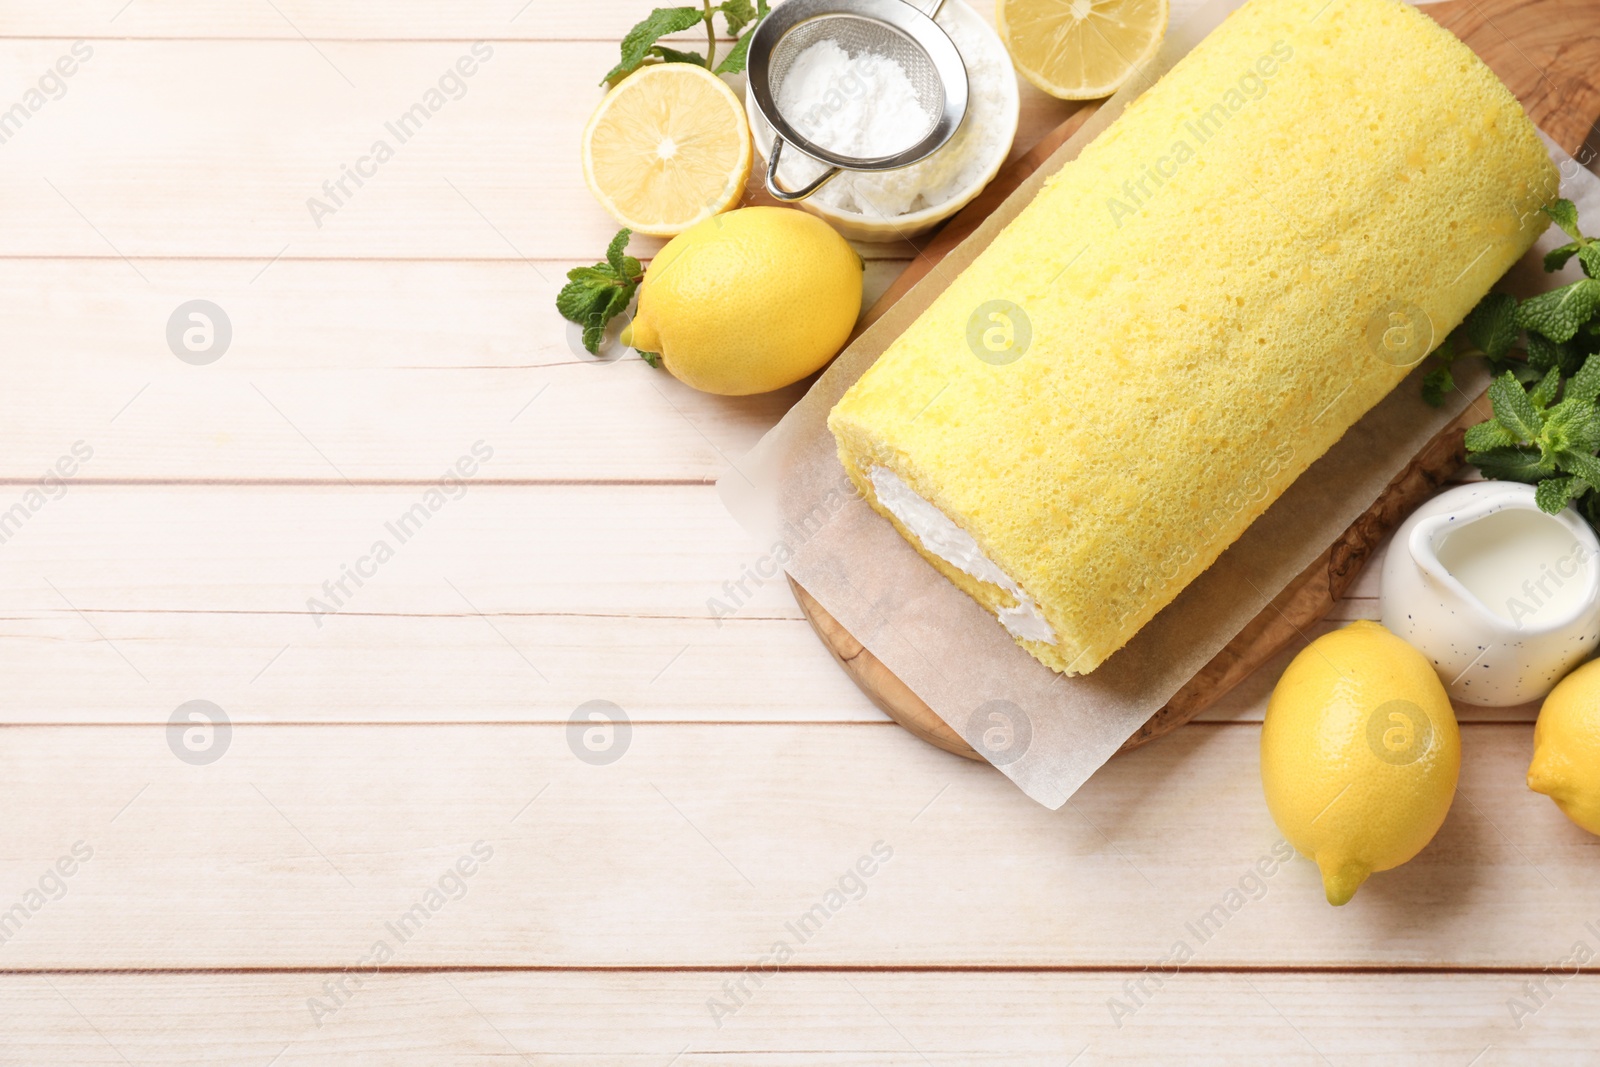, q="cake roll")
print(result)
[828,0,1556,675]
